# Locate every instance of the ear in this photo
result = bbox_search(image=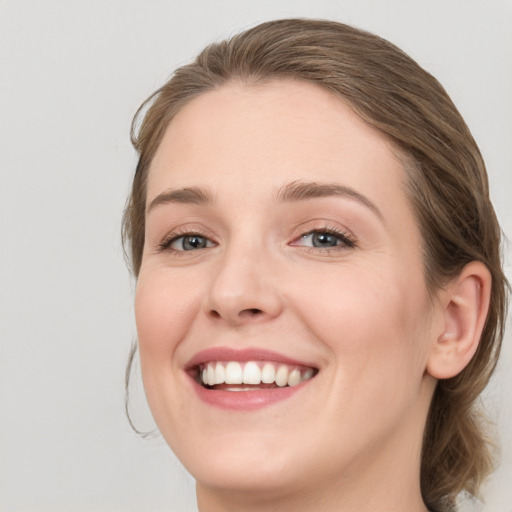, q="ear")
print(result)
[426,261,492,379]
